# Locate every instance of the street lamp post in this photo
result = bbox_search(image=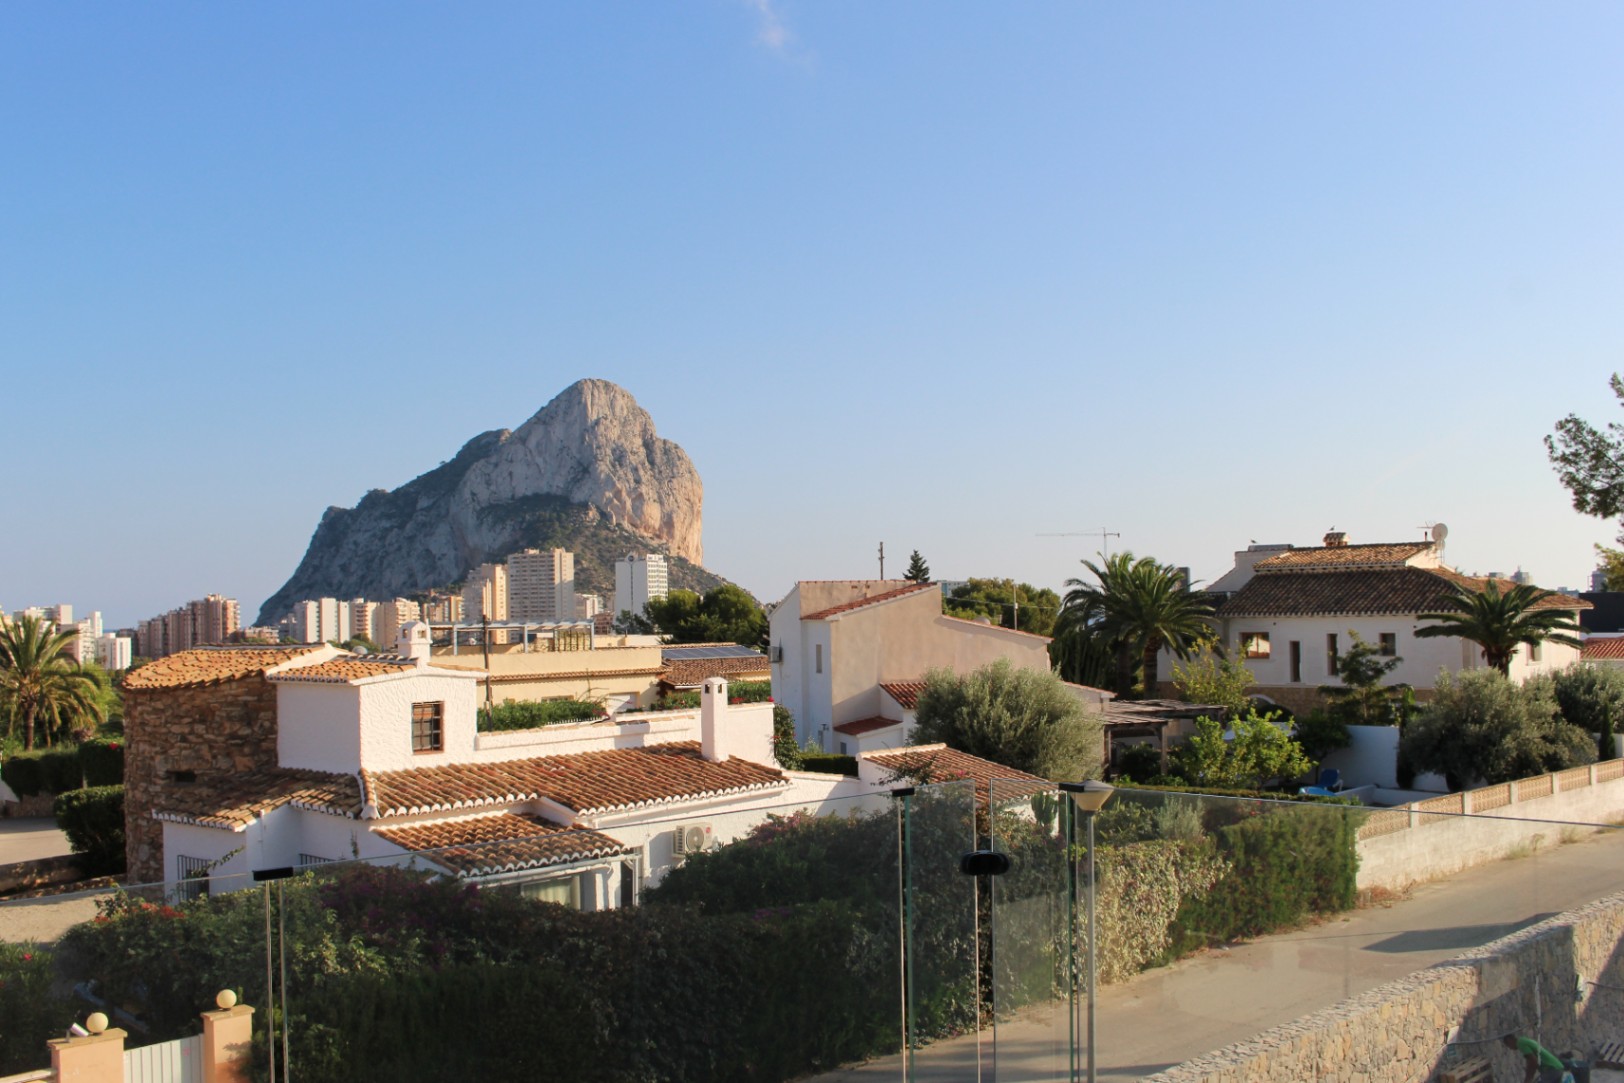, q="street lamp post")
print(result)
[1061,780,1114,1083]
